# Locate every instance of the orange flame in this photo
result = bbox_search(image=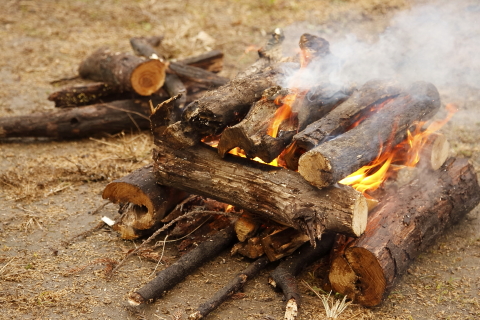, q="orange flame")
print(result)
[267,93,297,138]
[339,104,458,196]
